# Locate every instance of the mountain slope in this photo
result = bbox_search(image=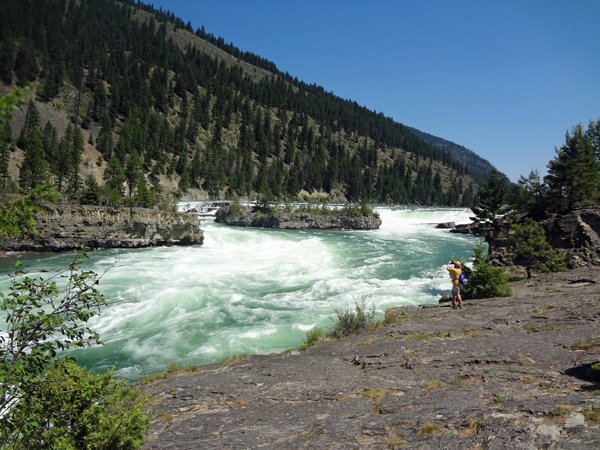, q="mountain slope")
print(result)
[0,0,480,207]
[409,127,510,183]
